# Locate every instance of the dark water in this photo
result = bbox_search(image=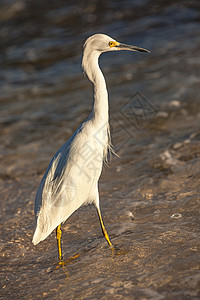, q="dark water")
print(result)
[0,0,200,299]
